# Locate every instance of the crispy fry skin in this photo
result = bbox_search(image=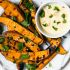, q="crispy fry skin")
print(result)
[0,0,24,22]
[4,31,41,52]
[0,17,43,45]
